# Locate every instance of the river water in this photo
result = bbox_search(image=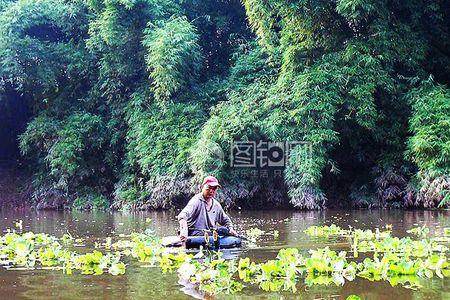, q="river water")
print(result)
[0,208,449,299]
